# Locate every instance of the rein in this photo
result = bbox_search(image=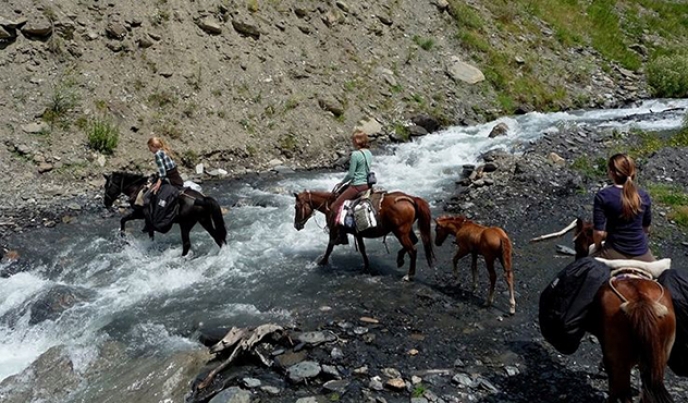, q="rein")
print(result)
[298,191,330,230]
[106,174,147,205]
